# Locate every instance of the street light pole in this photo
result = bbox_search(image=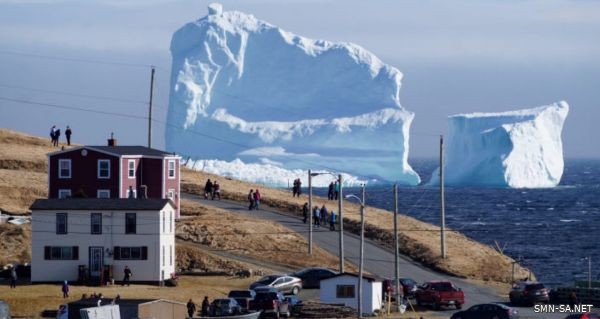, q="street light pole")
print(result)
[308,169,313,255]
[393,183,401,311]
[357,184,365,319]
[338,174,344,273]
[440,135,446,259]
[588,257,592,289]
